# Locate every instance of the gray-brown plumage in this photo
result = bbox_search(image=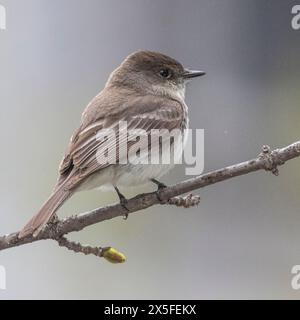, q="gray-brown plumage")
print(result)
[18,50,205,238]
